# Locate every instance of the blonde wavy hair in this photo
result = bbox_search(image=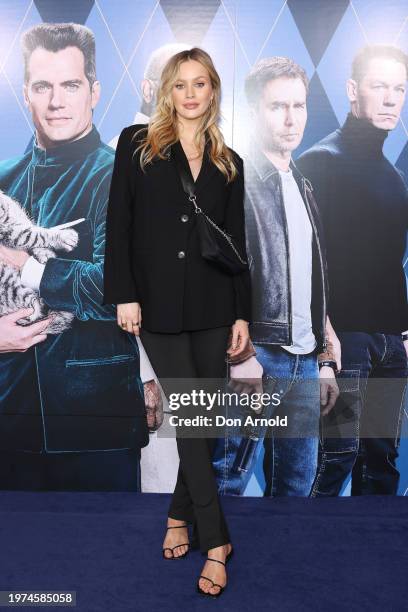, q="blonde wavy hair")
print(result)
[134,47,237,182]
